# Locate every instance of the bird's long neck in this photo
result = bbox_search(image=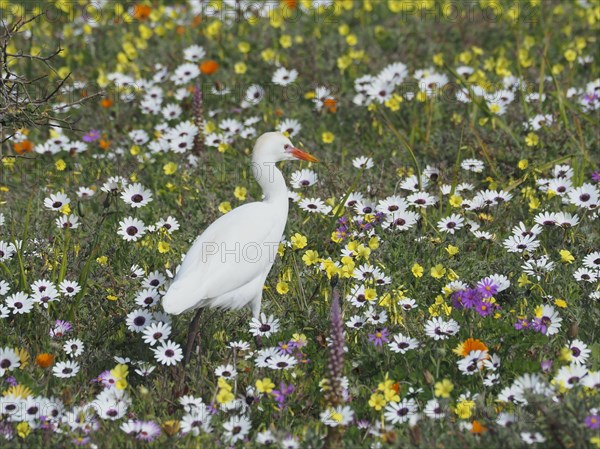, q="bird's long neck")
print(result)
[252,159,289,206]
